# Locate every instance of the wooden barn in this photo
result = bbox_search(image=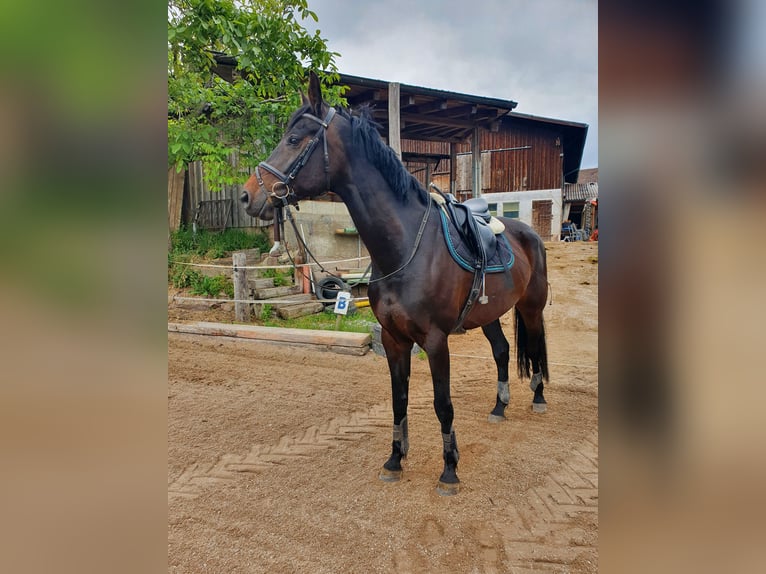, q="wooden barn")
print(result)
[336,73,589,240]
[174,70,589,243]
